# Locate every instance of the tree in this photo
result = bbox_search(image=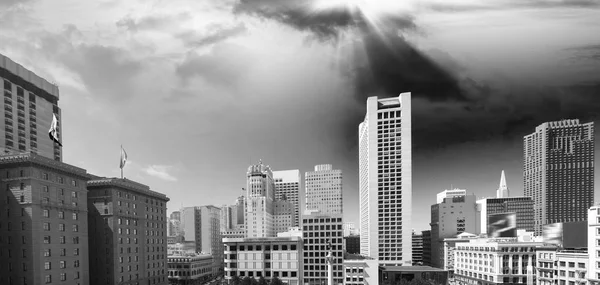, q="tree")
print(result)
[241,276,253,285]
[258,276,268,285]
[231,275,241,285]
[269,276,284,285]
